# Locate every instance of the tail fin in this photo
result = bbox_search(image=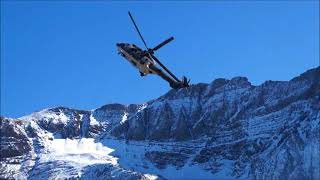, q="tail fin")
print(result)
[181,76,190,87]
[170,76,190,89]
